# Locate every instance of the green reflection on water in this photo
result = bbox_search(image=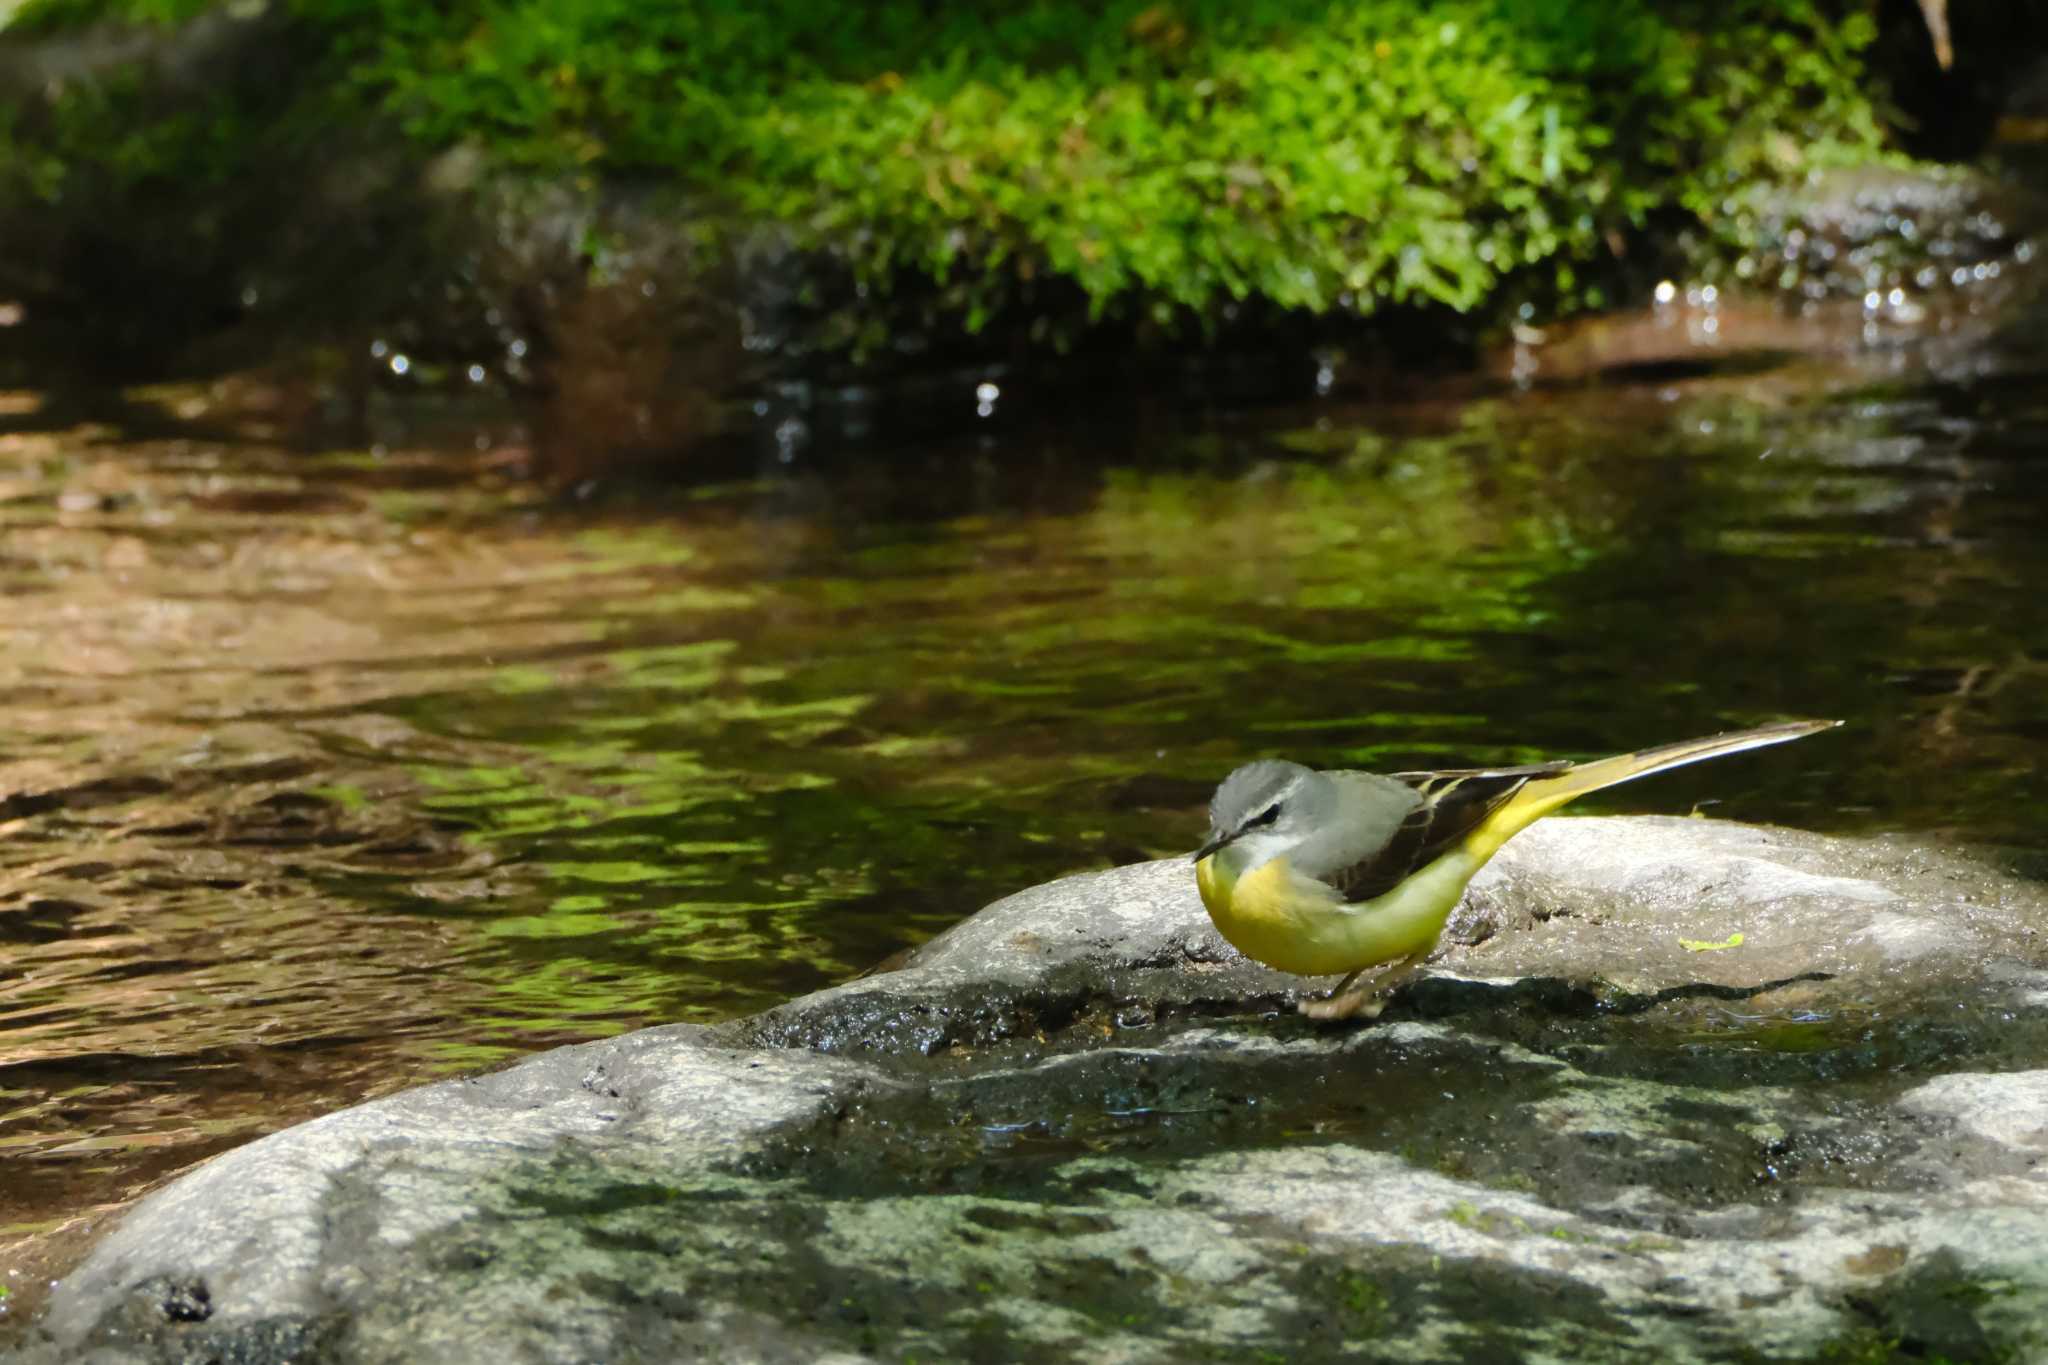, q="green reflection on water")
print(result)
[309,341,2048,1072]
[564,526,701,573]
